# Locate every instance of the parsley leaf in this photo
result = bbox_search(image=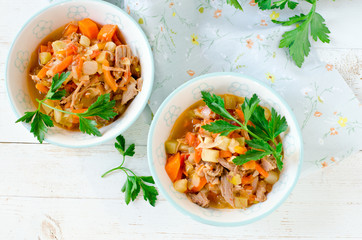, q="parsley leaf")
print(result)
[202,120,241,136]
[233,150,270,165]
[228,0,330,67]
[226,0,243,10]
[124,144,136,157]
[310,12,330,43]
[268,108,288,140]
[16,111,36,123]
[255,0,272,10]
[201,91,239,123]
[78,117,101,136]
[200,91,288,169]
[30,111,54,143]
[79,94,117,120]
[275,1,330,67]
[102,134,158,207]
[272,0,298,9]
[241,94,260,124]
[15,72,118,143]
[46,72,70,100]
